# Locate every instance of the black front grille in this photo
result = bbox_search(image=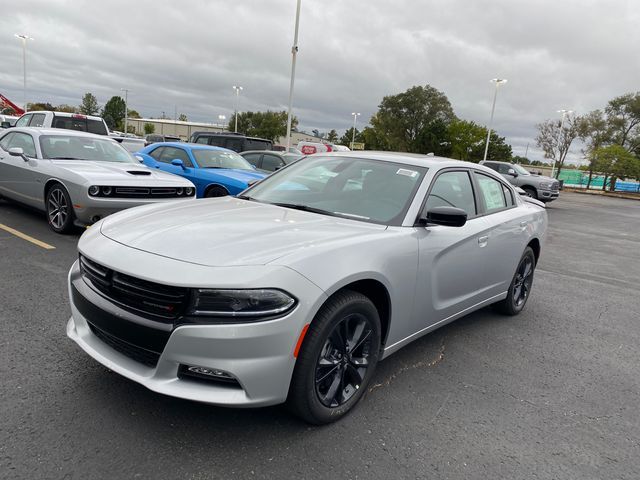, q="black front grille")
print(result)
[80,255,189,320]
[88,321,160,367]
[550,182,559,191]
